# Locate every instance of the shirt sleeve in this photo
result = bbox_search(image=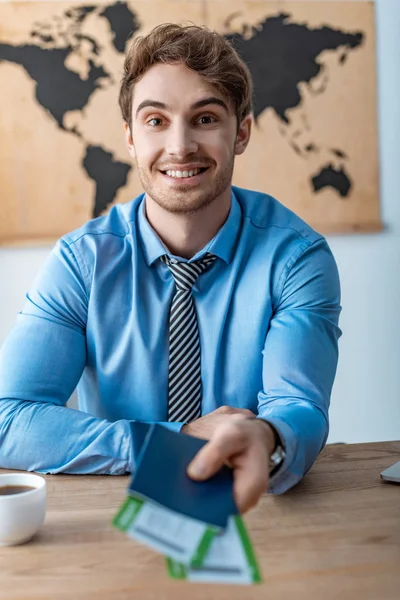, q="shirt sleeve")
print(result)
[0,239,184,475]
[257,237,342,494]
